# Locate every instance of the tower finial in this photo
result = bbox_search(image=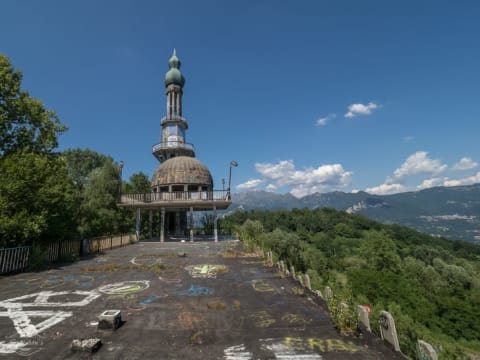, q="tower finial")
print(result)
[173,48,176,56]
